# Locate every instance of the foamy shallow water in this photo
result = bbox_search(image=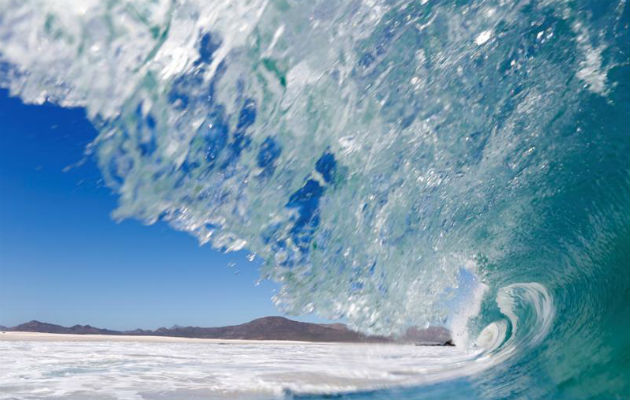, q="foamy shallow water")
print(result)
[0,337,477,399]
